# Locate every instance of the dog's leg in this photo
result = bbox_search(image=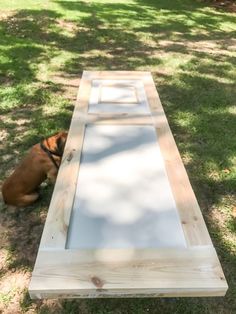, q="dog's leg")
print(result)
[47,169,58,184]
[17,192,39,207]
